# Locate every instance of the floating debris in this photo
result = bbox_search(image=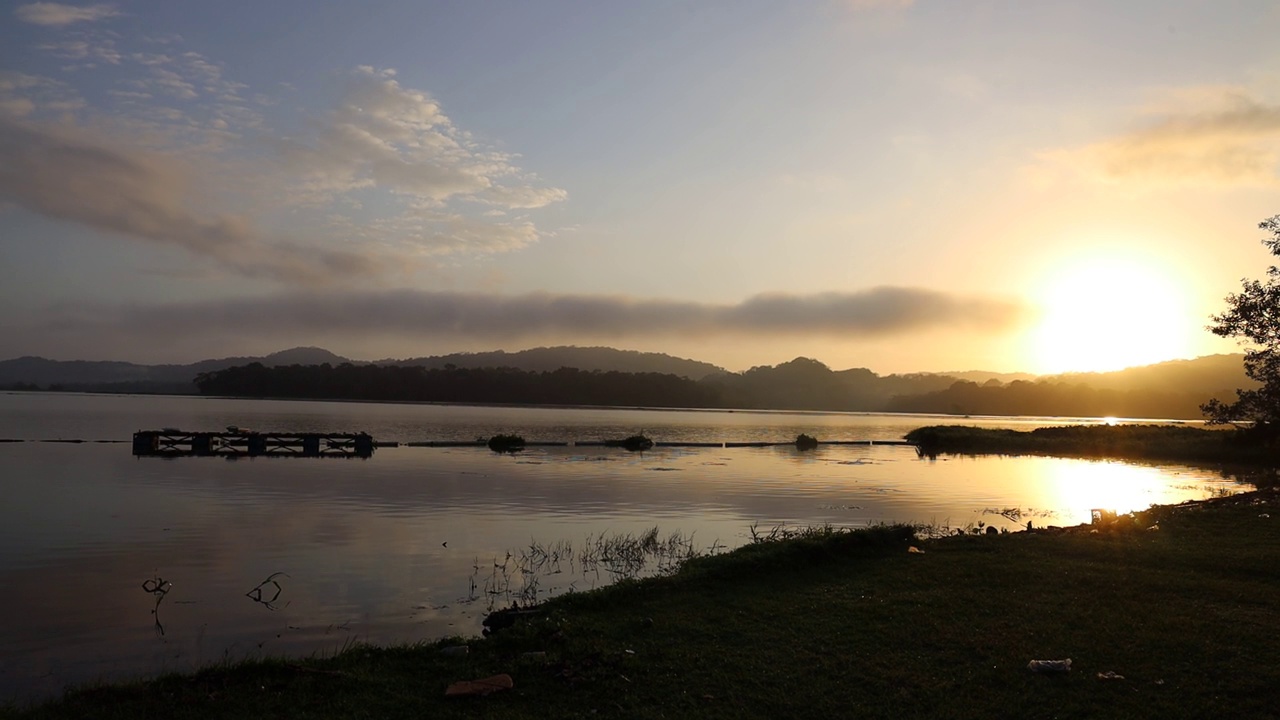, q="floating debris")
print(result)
[1028,659,1072,674]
